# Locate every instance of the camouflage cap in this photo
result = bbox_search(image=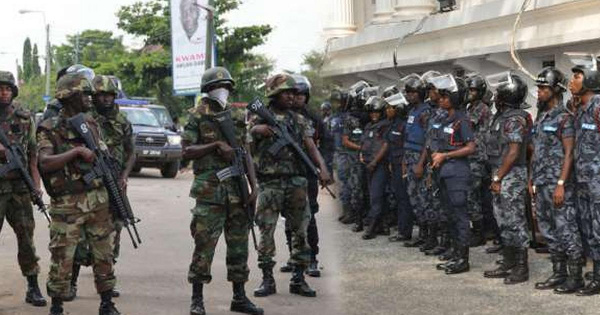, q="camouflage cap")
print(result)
[0,71,18,97]
[92,75,118,95]
[55,73,94,100]
[265,73,297,98]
